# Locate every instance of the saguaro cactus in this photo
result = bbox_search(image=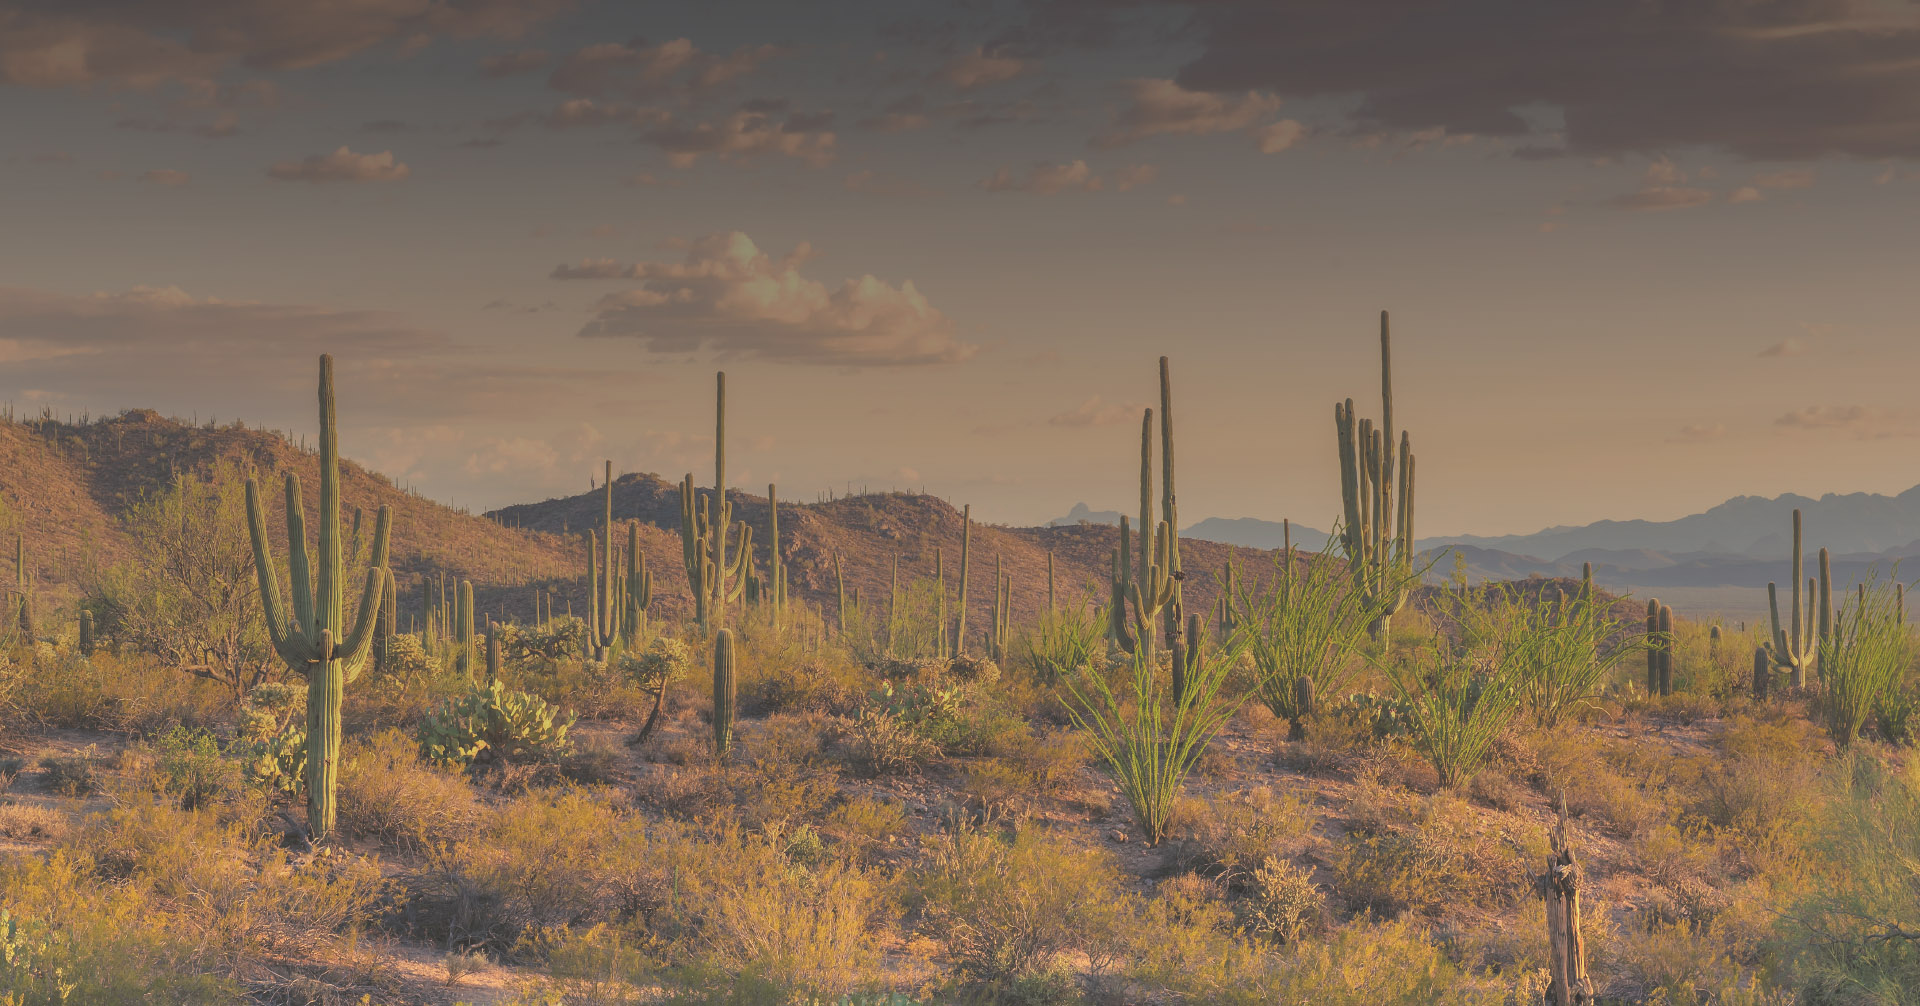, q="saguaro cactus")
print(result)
[678,372,752,631]
[1334,311,1416,644]
[764,484,788,625]
[624,523,652,638]
[1751,646,1771,701]
[988,555,1012,664]
[78,610,93,656]
[13,533,31,639]
[1110,358,1183,663]
[245,354,392,841]
[712,627,737,759]
[457,580,475,676]
[587,460,620,660]
[956,505,972,655]
[485,621,502,683]
[1656,603,1674,696]
[1765,508,1829,687]
[834,551,849,635]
